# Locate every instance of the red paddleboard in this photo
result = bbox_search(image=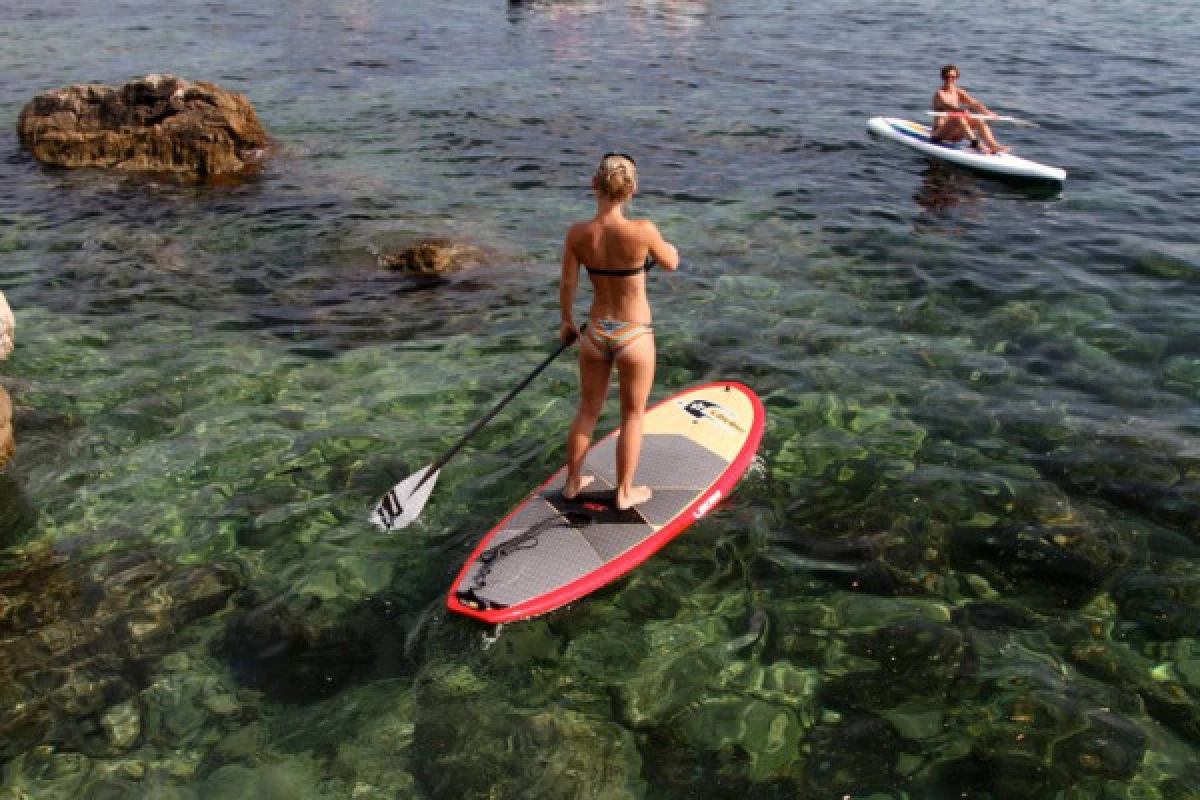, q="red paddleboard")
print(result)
[448,382,765,624]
